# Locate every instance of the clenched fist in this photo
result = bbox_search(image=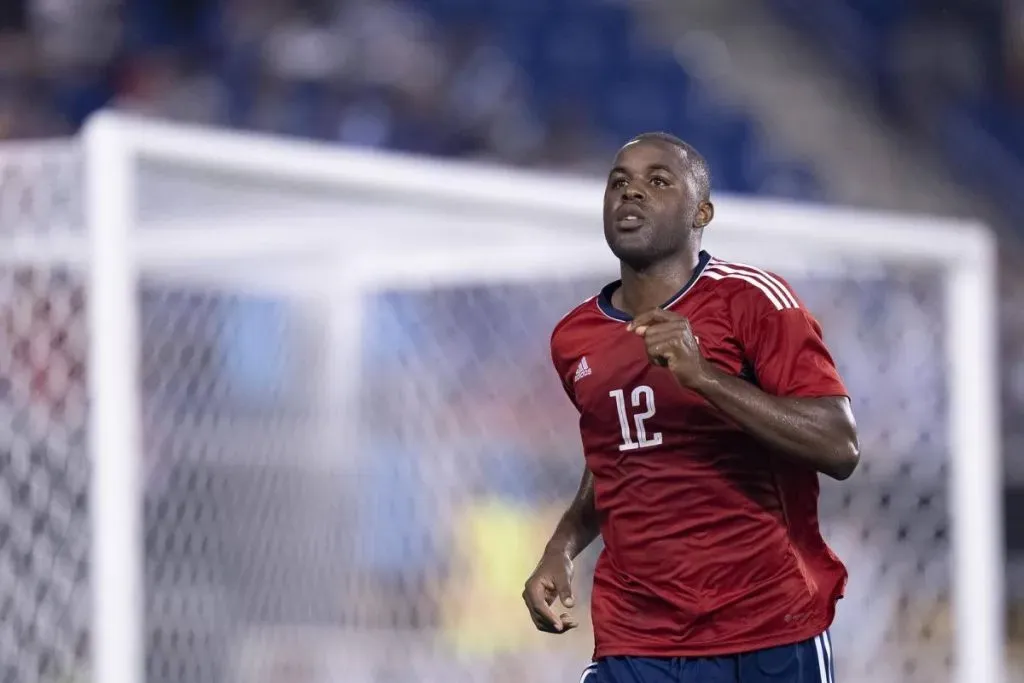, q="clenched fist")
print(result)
[628,309,710,389]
